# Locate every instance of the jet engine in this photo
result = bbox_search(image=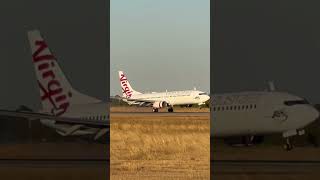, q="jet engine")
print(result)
[153,101,168,108]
